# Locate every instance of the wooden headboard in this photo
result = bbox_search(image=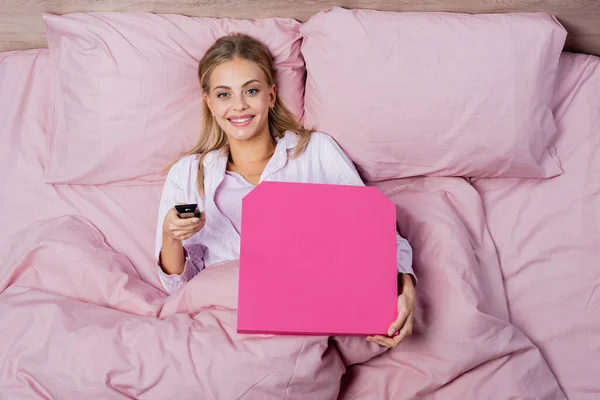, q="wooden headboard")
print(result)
[1,0,599,55]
